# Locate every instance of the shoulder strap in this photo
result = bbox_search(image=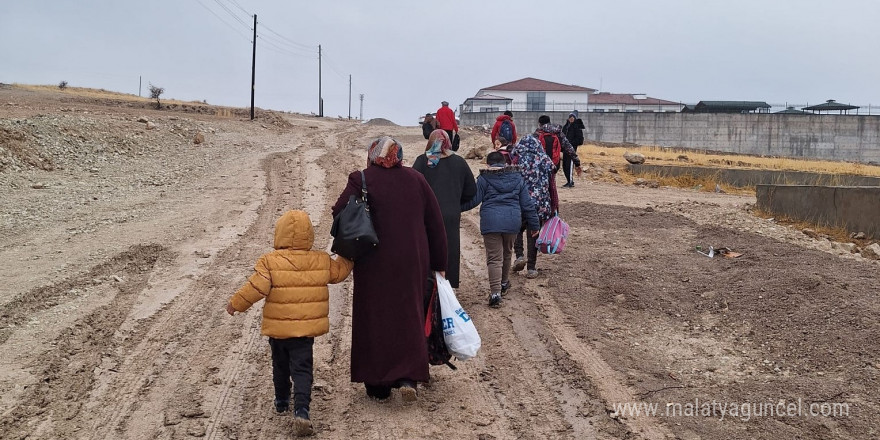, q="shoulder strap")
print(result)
[360,170,368,203]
